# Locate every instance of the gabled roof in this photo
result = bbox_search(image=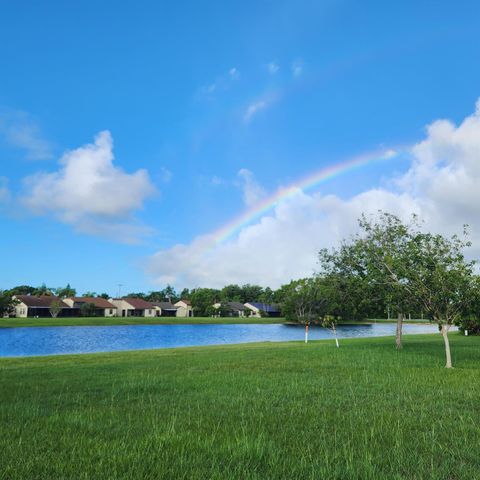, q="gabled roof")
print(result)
[225,301,246,311]
[15,295,70,309]
[120,297,154,309]
[246,302,280,313]
[68,297,116,309]
[175,299,191,306]
[150,302,178,311]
